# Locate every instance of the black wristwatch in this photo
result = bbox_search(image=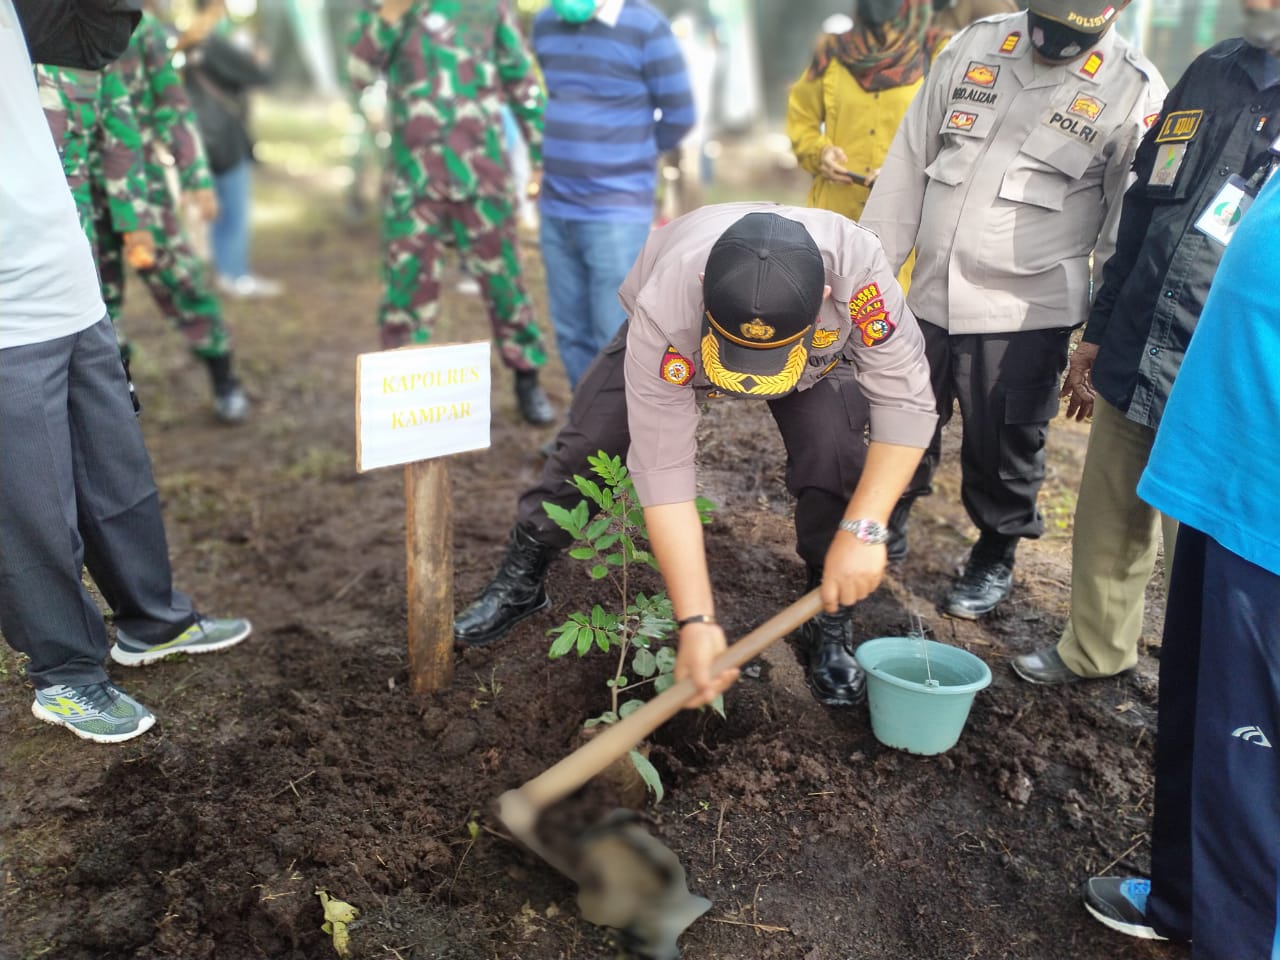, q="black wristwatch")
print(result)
[838,518,889,545]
